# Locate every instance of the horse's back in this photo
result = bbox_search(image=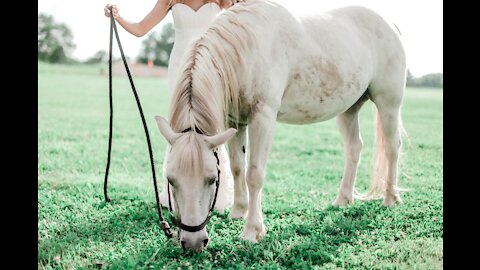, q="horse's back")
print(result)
[297,6,405,76]
[234,2,405,78]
